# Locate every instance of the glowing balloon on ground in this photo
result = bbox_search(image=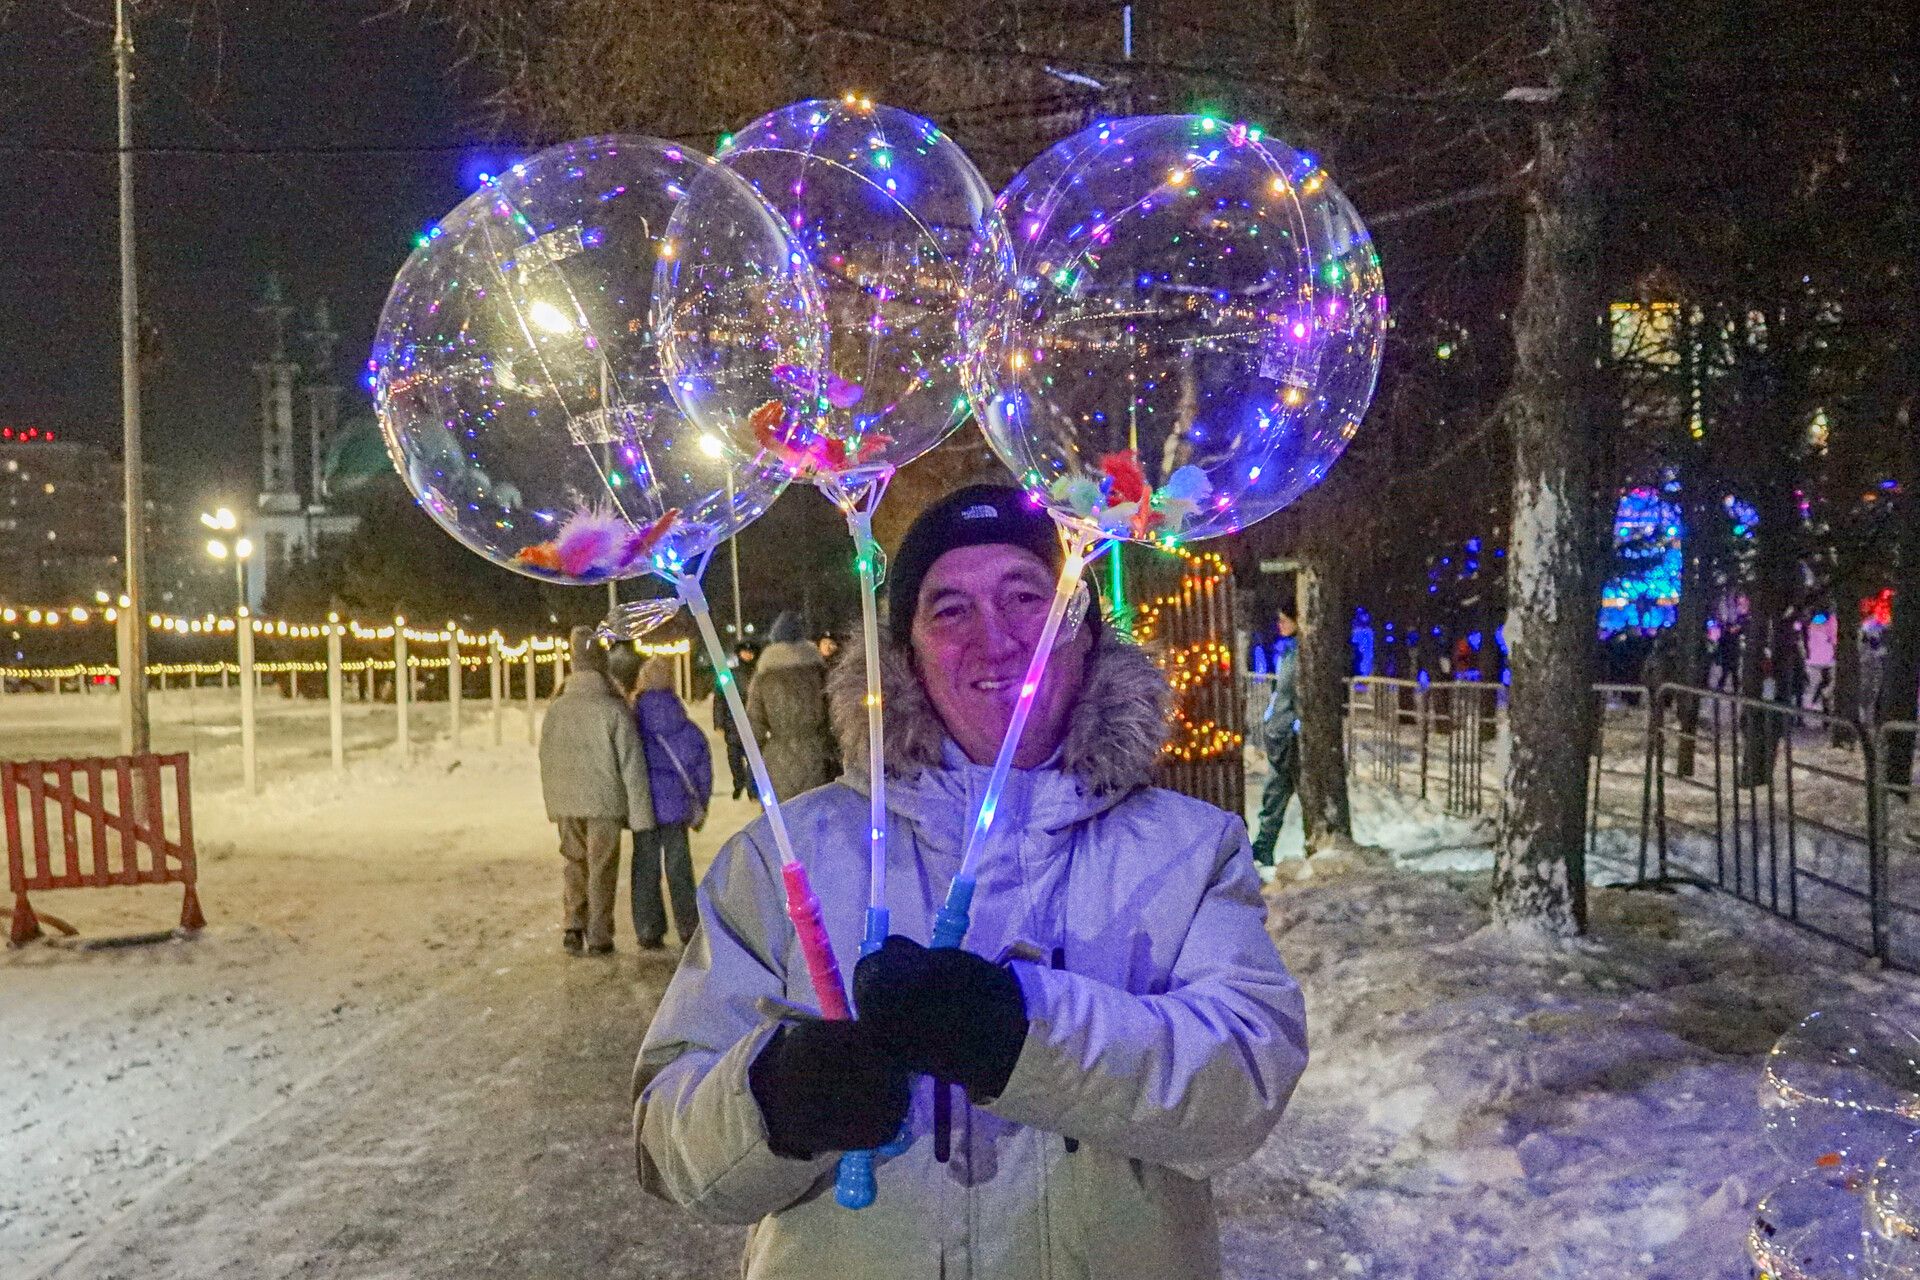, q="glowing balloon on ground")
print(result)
[1762,1009,1920,1181]
[1749,1173,1869,1279]
[1867,1132,1920,1278]
[962,113,1385,546]
[372,135,825,604]
[718,96,997,495]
